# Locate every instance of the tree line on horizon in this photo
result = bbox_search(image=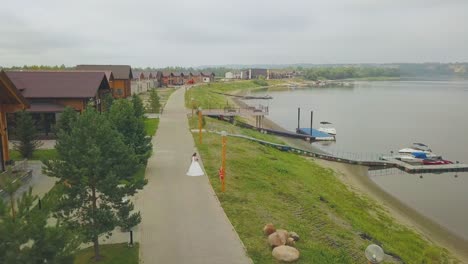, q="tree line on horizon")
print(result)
[1,63,467,78]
